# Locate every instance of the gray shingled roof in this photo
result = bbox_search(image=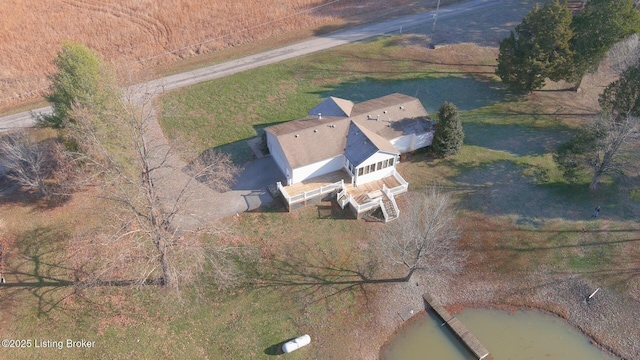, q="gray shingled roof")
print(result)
[266,116,351,169]
[308,96,354,117]
[350,93,432,139]
[345,122,399,166]
[266,93,431,170]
